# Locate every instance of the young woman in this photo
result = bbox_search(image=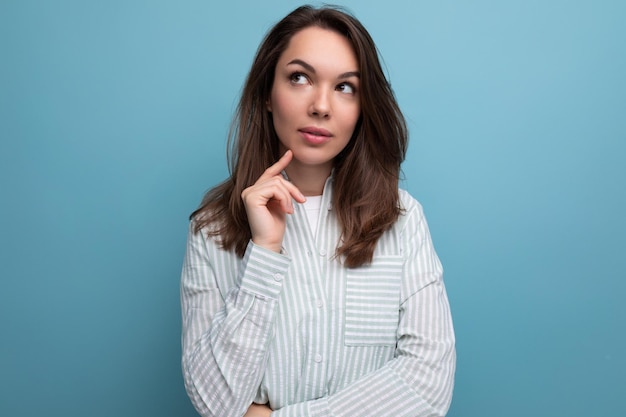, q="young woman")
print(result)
[181,5,455,417]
